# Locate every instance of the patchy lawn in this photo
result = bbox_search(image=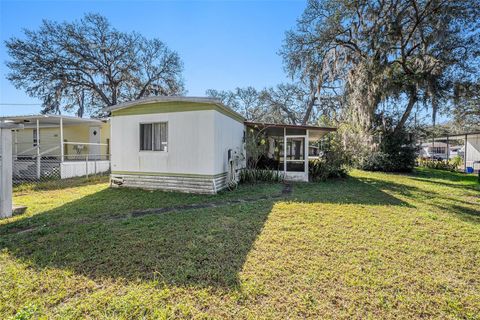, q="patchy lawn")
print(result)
[1,169,479,319]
